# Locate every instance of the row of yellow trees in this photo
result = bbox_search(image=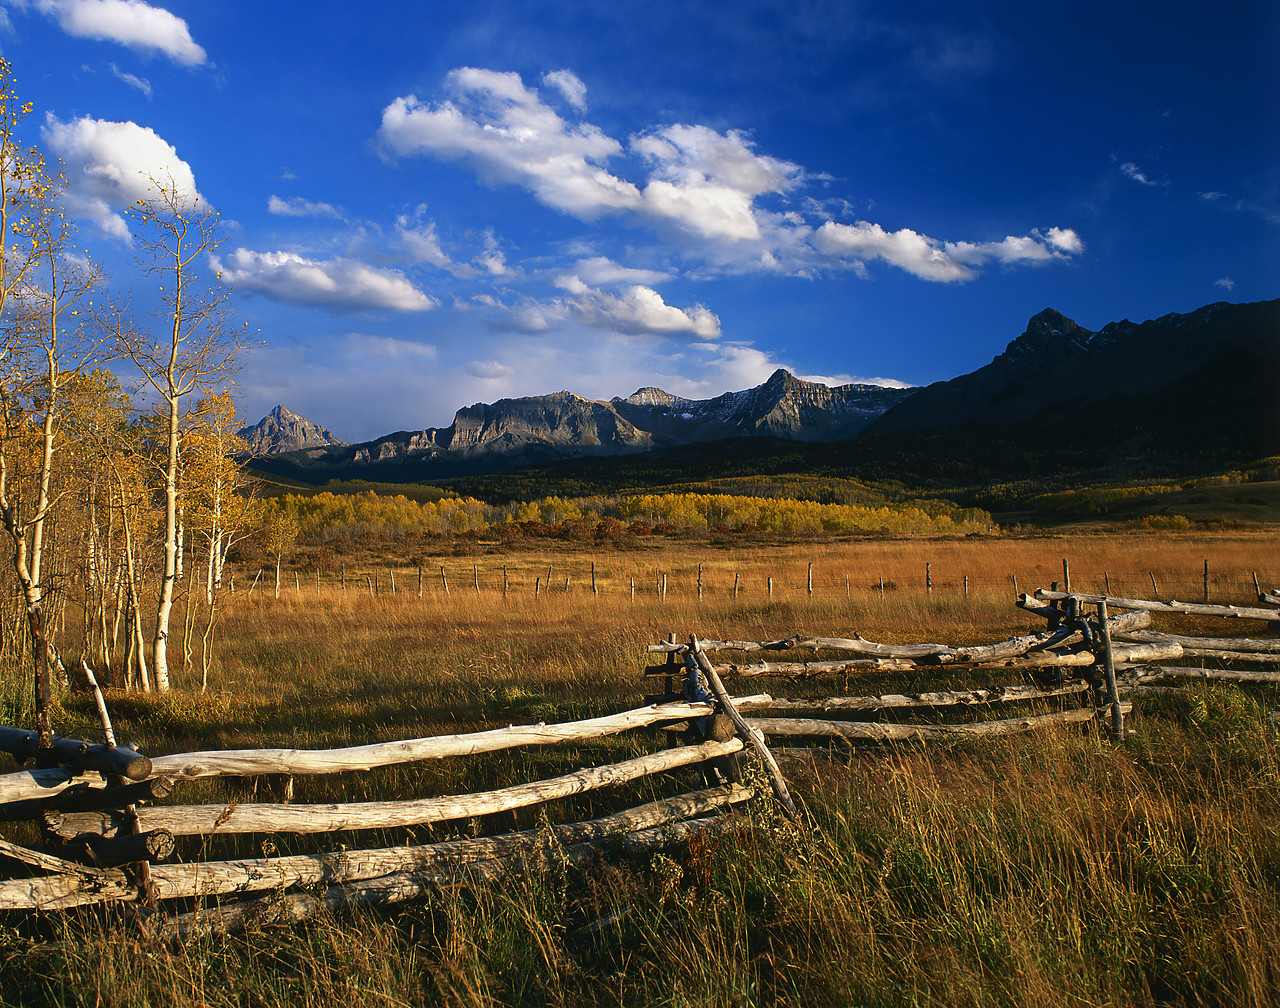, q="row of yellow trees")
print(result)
[266,490,994,541]
[0,60,259,720]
